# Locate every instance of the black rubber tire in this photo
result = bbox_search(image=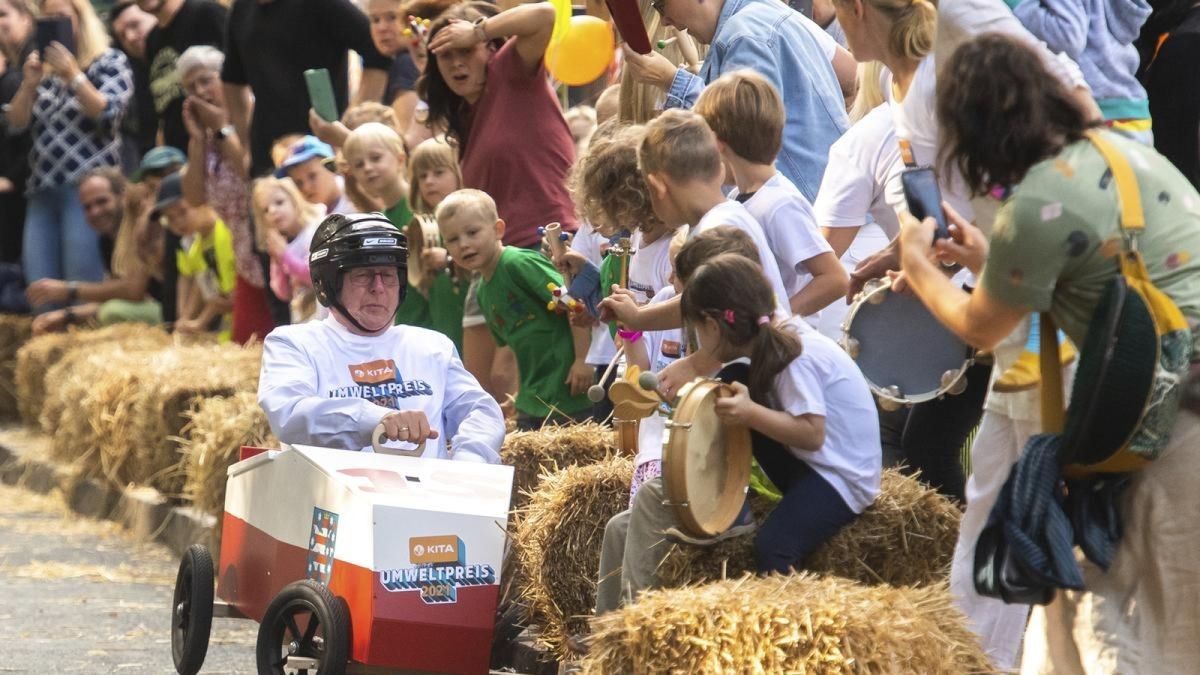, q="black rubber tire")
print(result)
[256,580,350,675]
[171,544,215,675]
